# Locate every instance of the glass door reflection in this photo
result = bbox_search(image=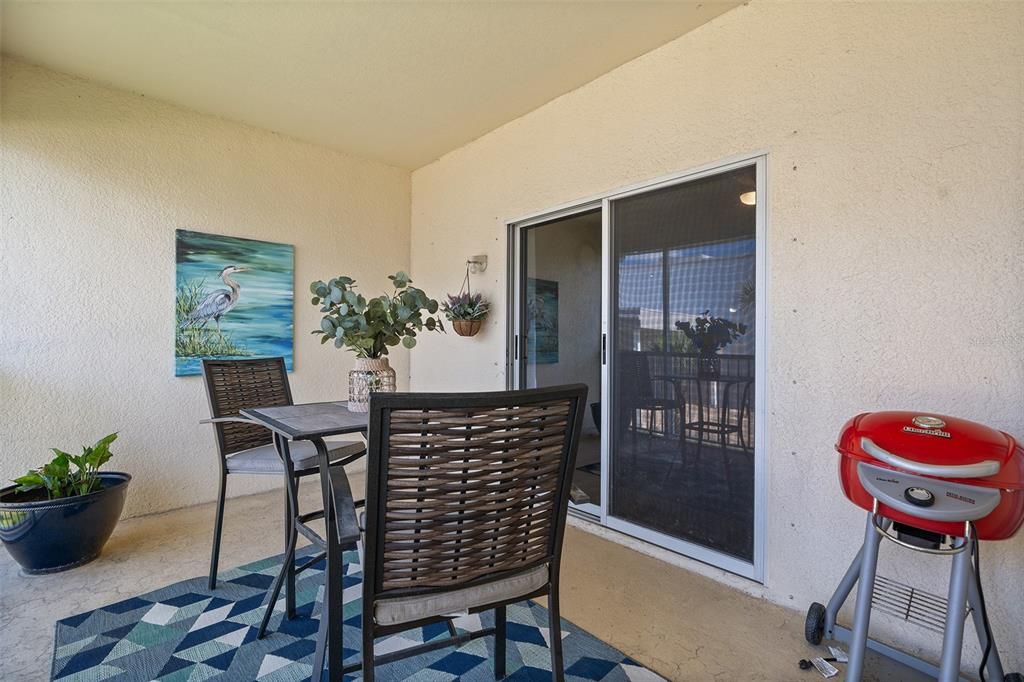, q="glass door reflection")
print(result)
[519,209,603,516]
[609,165,757,561]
